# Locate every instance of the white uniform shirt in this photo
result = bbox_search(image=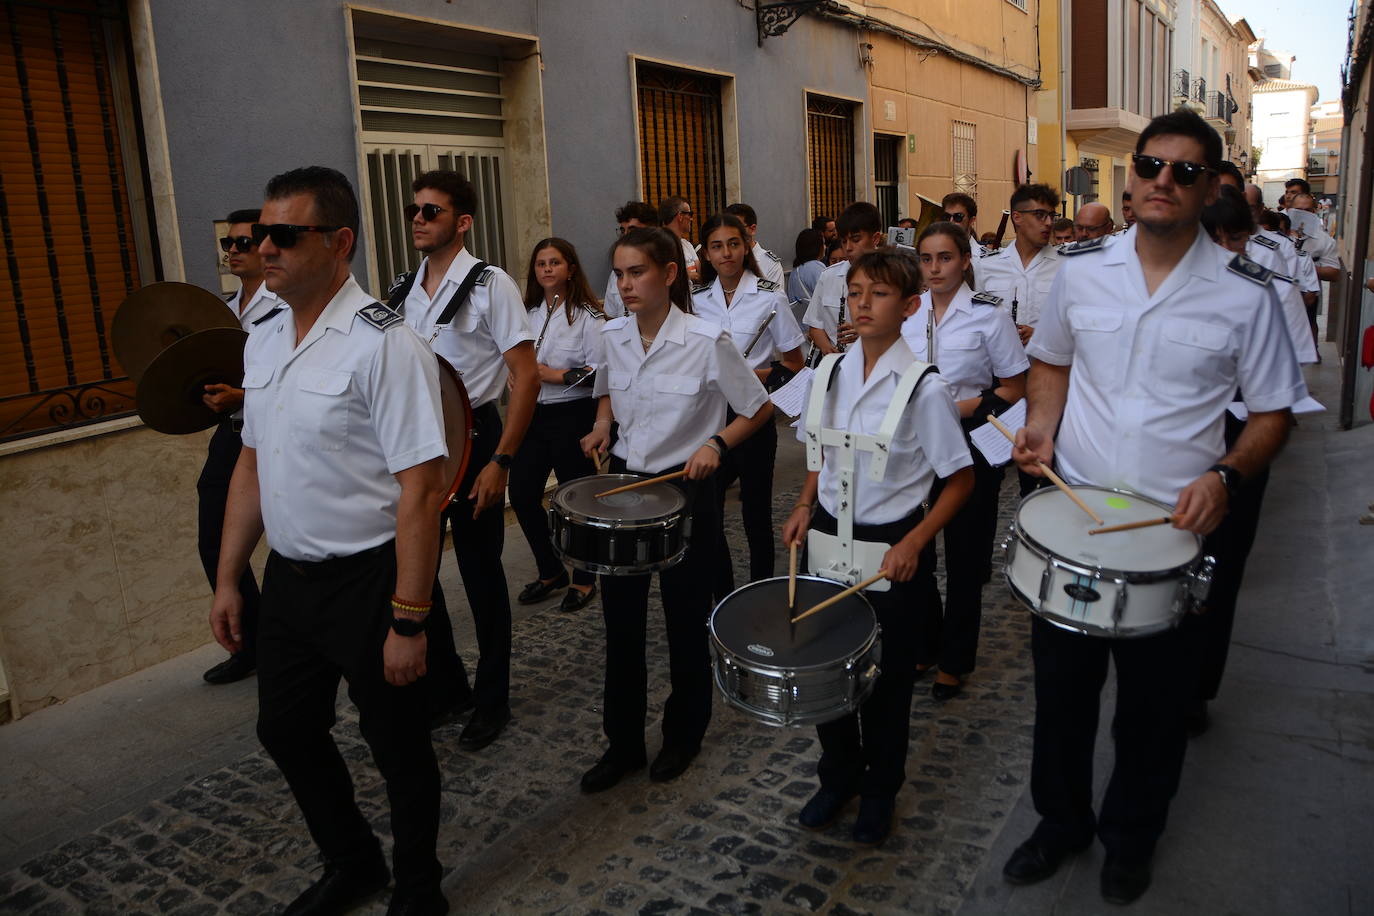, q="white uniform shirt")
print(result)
[603,272,625,320]
[593,305,769,474]
[1243,238,1319,364]
[901,285,1030,400]
[802,260,852,345]
[680,237,700,272]
[796,338,972,524]
[1026,227,1305,505]
[752,241,786,288]
[401,247,532,408]
[529,300,603,404]
[240,275,446,562]
[691,273,806,372]
[1300,229,1339,272]
[229,283,283,331]
[1256,229,1318,294]
[973,240,1063,327]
